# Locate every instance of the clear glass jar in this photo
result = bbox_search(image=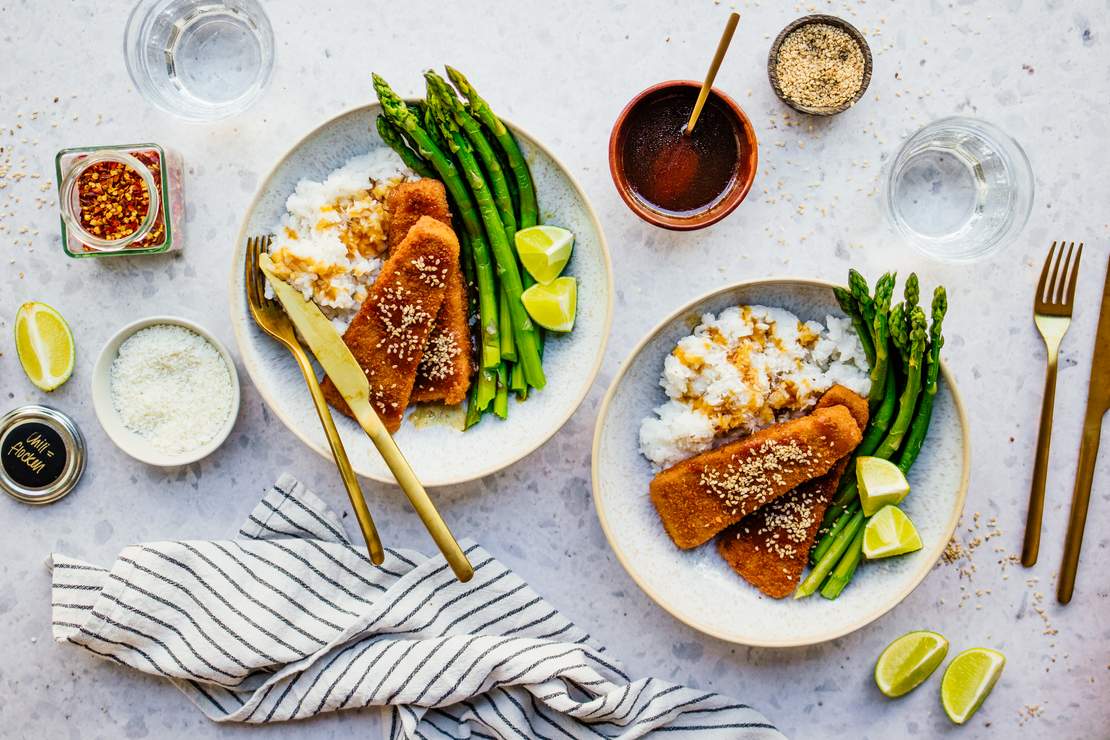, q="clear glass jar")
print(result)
[55,143,185,258]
